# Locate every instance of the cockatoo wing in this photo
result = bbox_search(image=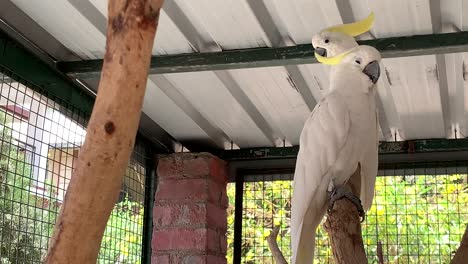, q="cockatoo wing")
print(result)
[360,110,379,211]
[291,91,351,264]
